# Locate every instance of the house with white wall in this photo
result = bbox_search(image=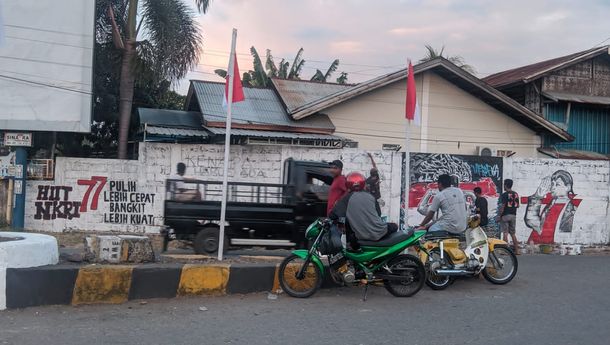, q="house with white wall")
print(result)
[272,58,573,157]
